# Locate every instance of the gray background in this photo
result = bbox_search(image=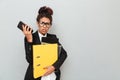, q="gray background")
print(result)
[0,0,120,80]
